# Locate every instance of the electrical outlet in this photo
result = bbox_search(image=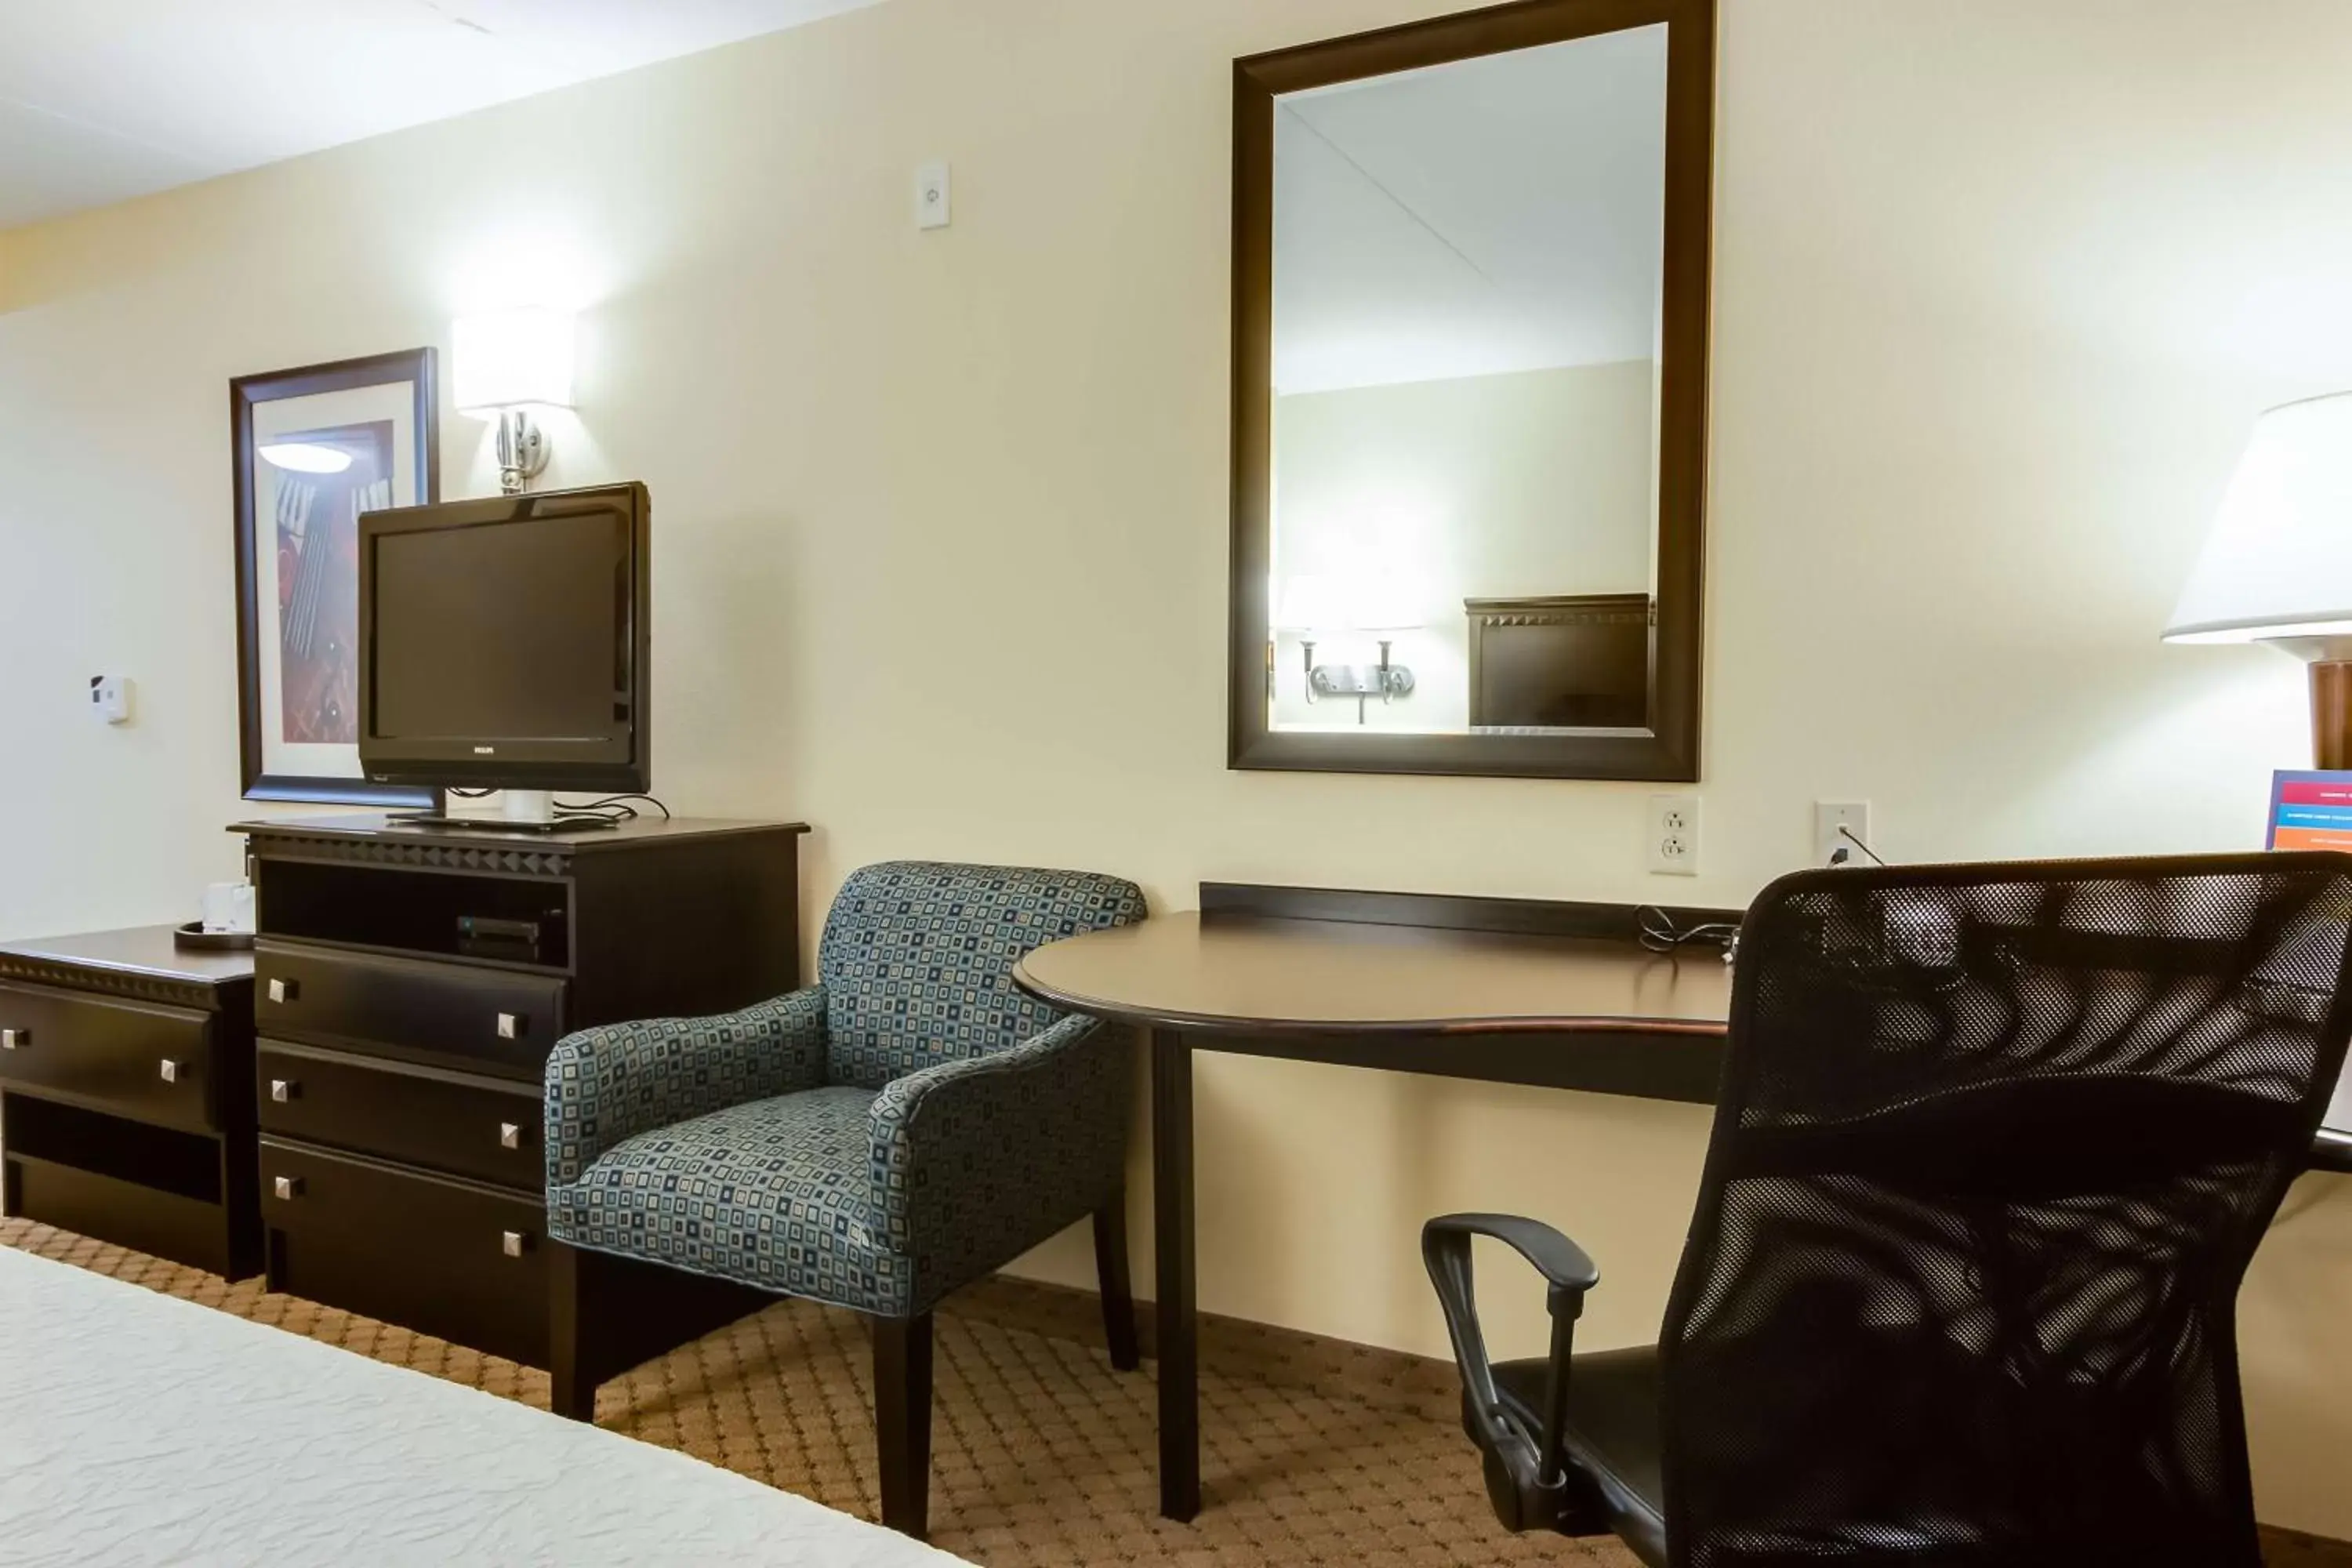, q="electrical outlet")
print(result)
[1648,793,1700,876]
[1816,800,1872,866]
